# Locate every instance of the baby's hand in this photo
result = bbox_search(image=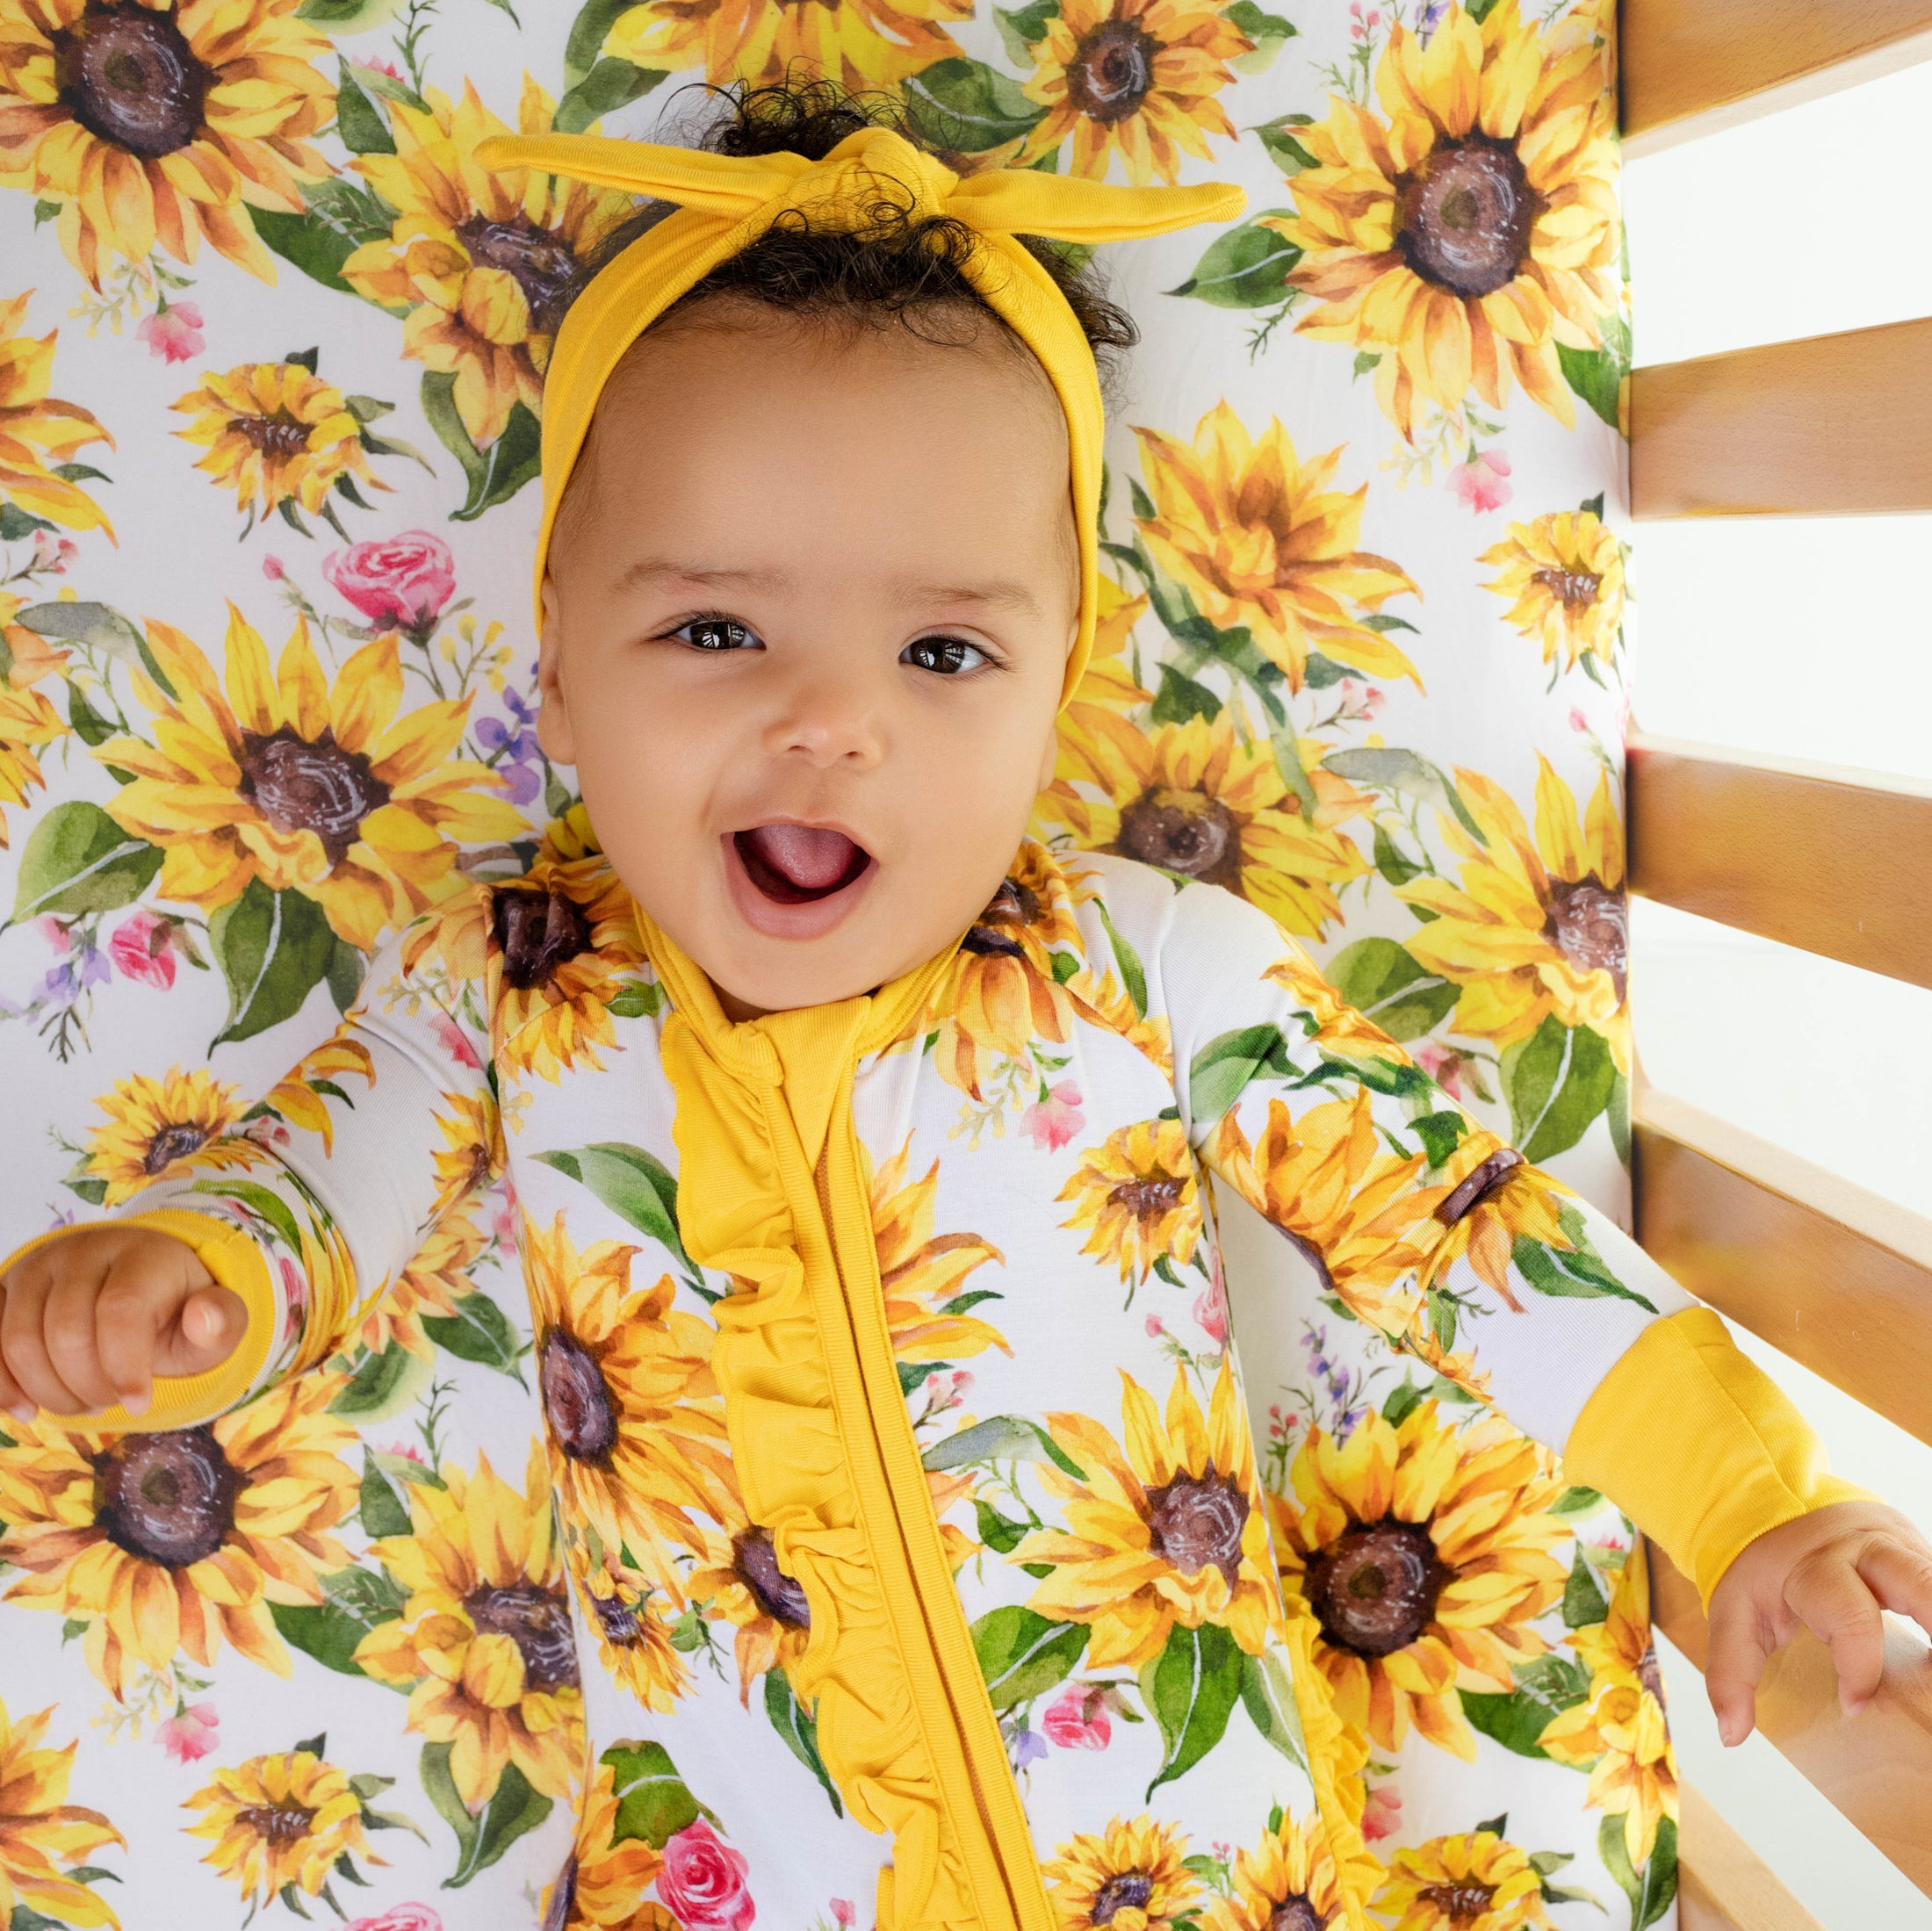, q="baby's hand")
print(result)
[0,1227,245,1422]
[1705,1499,1932,1745]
